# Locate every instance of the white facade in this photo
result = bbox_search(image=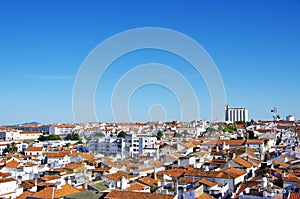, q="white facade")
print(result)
[18,125,50,134]
[0,178,23,198]
[88,137,125,156]
[19,131,42,140]
[125,134,158,158]
[49,125,75,135]
[225,105,248,123]
[0,129,21,141]
[286,115,295,121]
